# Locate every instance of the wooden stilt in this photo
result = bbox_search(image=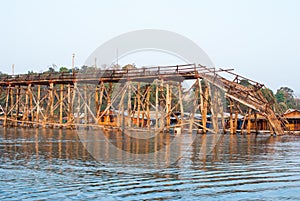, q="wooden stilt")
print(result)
[29,86,34,127]
[155,80,159,130]
[3,85,11,127]
[15,86,20,127]
[234,110,238,134]
[146,85,151,130]
[247,109,252,134]
[59,84,64,125]
[137,82,141,127]
[189,80,198,133]
[117,84,126,129]
[36,85,41,126]
[10,86,14,123]
[76,84,80,124]
[166,83,170,130]
[229,99,234,135]
[202,85,208,134]
[159,80,164,130]
[97,82,104,118]
[22,84,31,126]
[178,83,184,129]
[67,84,72,127]
[127,81,132,128]
[84,85,88,126]
[209,84,219,134]
[49,83,54,128]
[95,86,99,113]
